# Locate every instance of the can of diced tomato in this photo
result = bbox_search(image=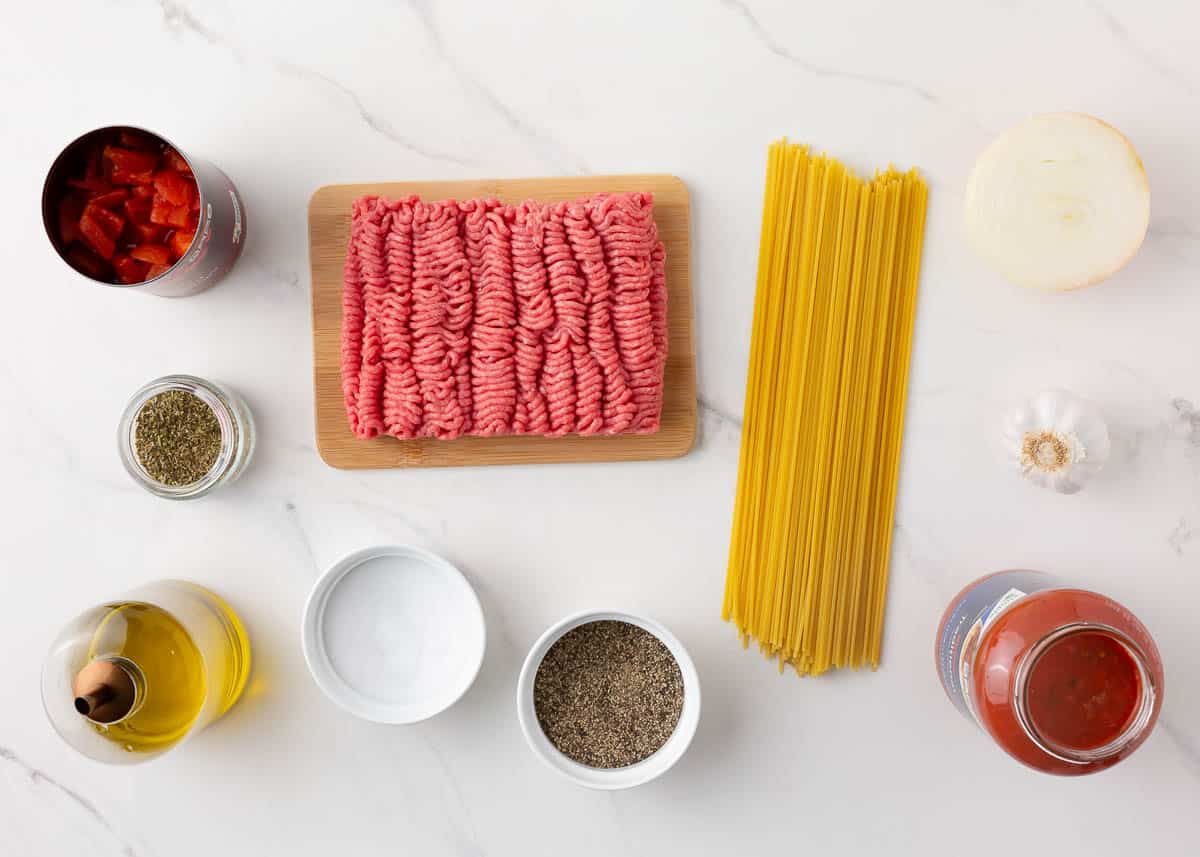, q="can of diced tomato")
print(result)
[41,125,246,298]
